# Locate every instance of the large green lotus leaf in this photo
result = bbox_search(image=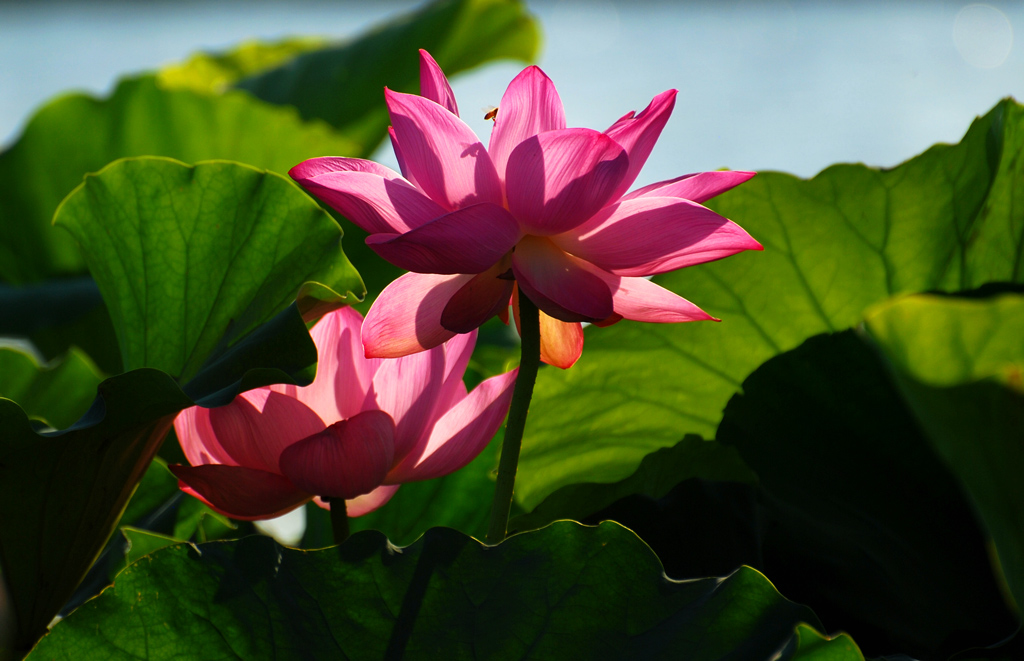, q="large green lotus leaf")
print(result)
[53,157,362,383]
[517,98,1024,510]
[28,522,833,660]
[157,37,327,94]
[0,77,358,285]
[509,434,756,534]
[716,331,1018,657]
[0,347,102,430]
[863,293,1024,611]
[237,0,539,152]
